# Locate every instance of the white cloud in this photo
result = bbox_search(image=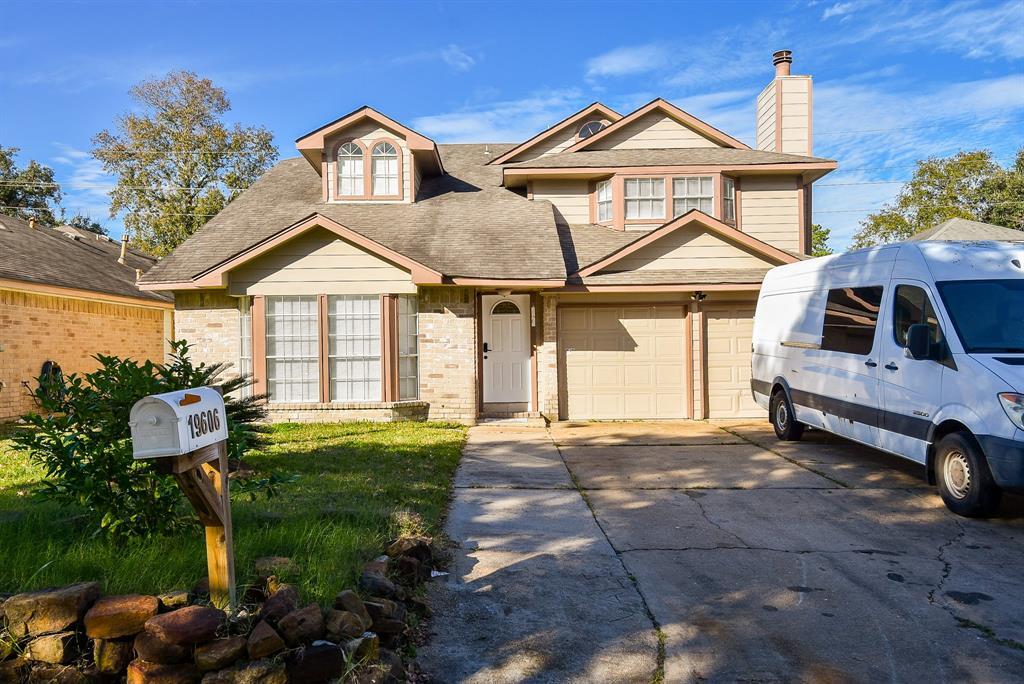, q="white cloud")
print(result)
[585,44,671,79]
[50,143,118,224]
[412,89,585,143]
[440,44,476,72]
[822,2,857,20]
